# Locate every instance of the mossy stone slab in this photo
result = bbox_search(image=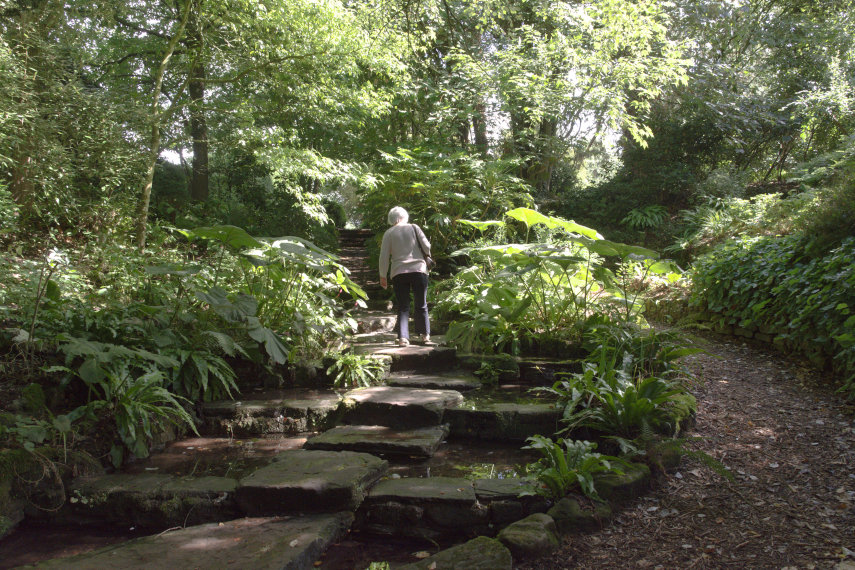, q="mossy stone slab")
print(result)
[359,477,487,538]
[445,402,561,441]
[496,512,560,561]
[473,477,532,501]
[201,397,340,436]
[235,450,387,515]
[473,478,549,526]
[341,387,463,429]
[594,462,651,503]
[37,513,353,569]
[357,345,457,372]
[547,496,612,533]
[66,473,240,528]
[303,424,449,457]
[387,372,482,392]
[399,536,513,570]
